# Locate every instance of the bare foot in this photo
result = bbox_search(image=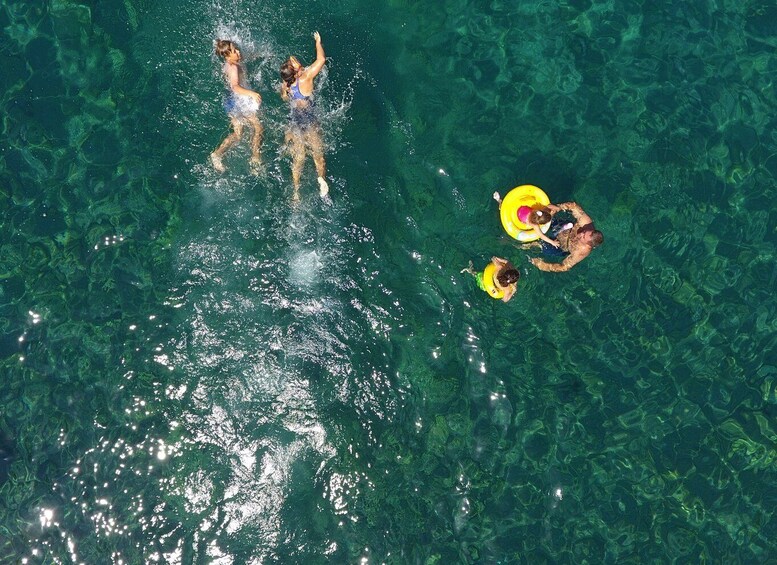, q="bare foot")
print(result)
[317,176,329,198]
[211,152,225,173]
[292,189,301,203]
[249,155,262,175]
[493,191,502,205]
